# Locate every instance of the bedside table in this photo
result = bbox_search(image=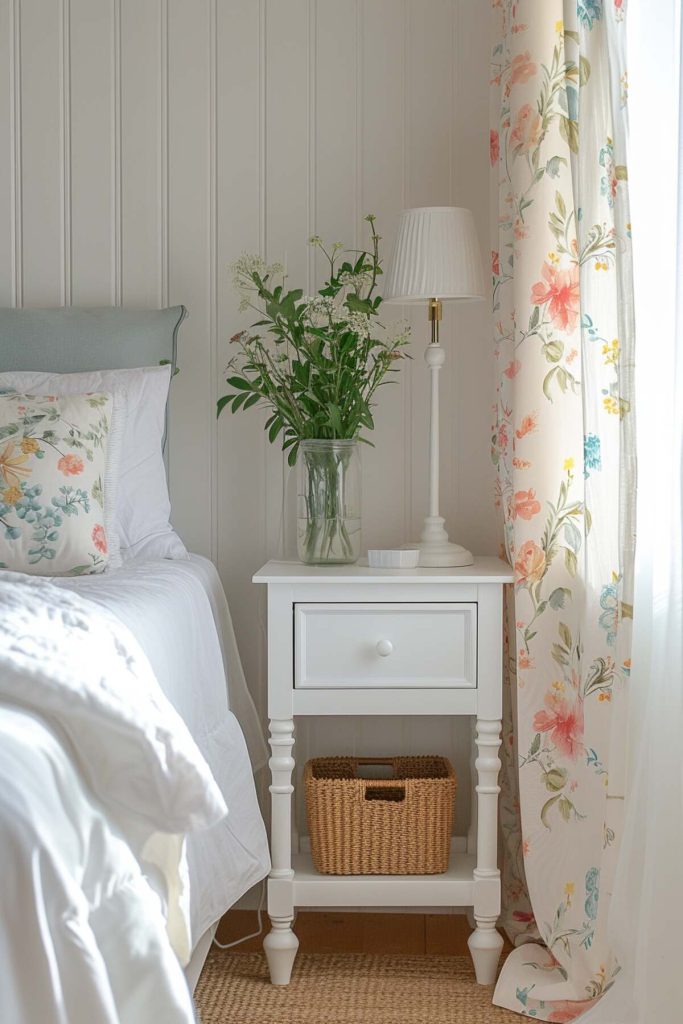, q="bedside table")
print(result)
[253,557,513,986]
